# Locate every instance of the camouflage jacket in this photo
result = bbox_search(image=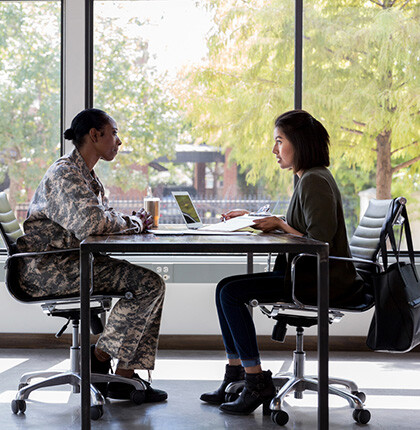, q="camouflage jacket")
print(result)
[16,148,143,296]
[17,148,143,253]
